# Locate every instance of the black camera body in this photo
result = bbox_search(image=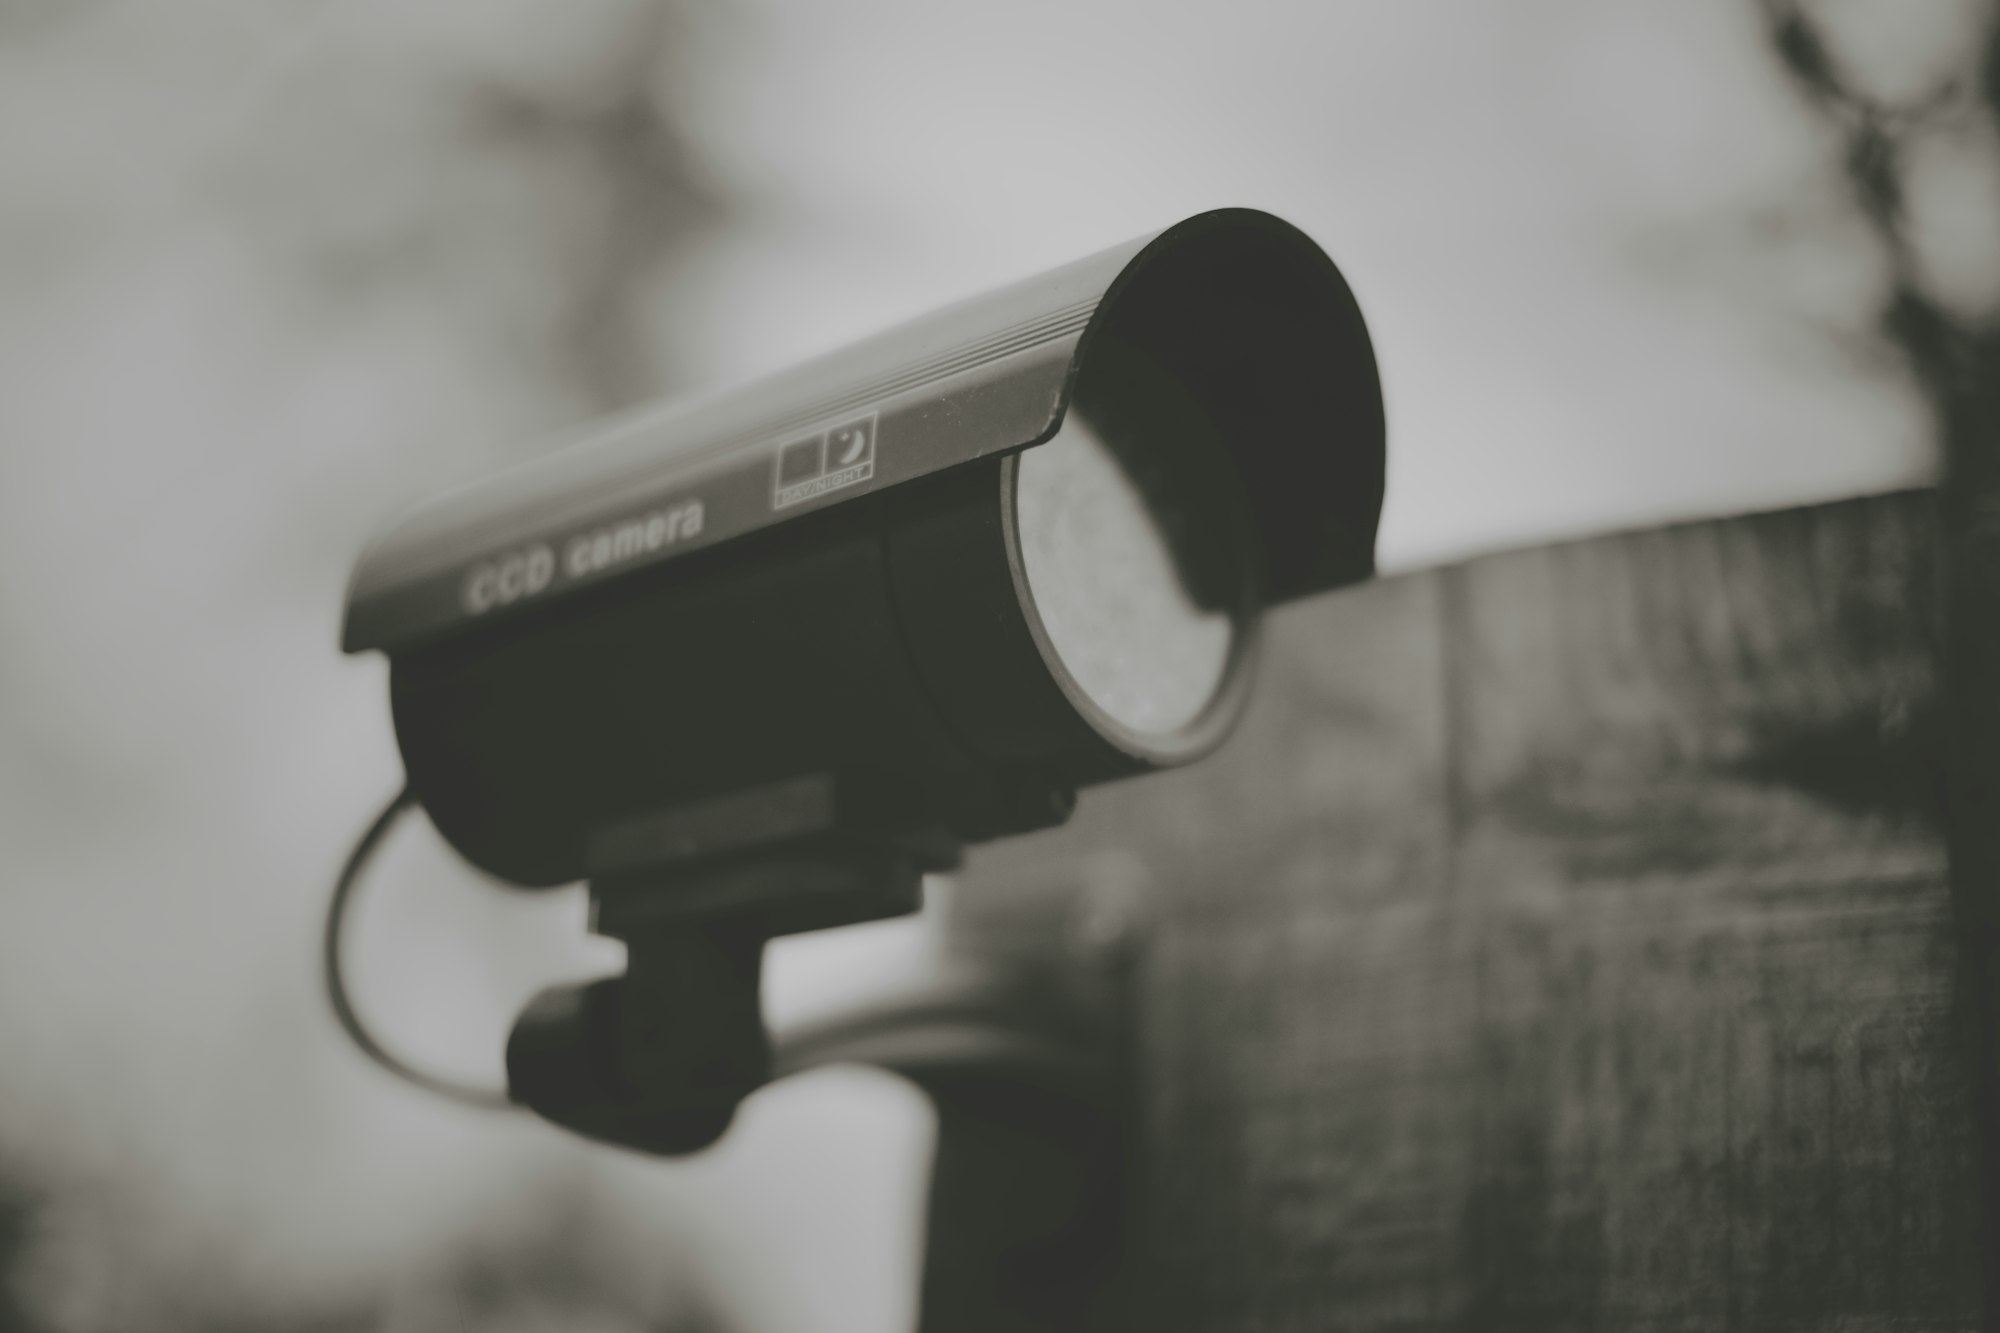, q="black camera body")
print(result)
[341,208,1384,1151]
